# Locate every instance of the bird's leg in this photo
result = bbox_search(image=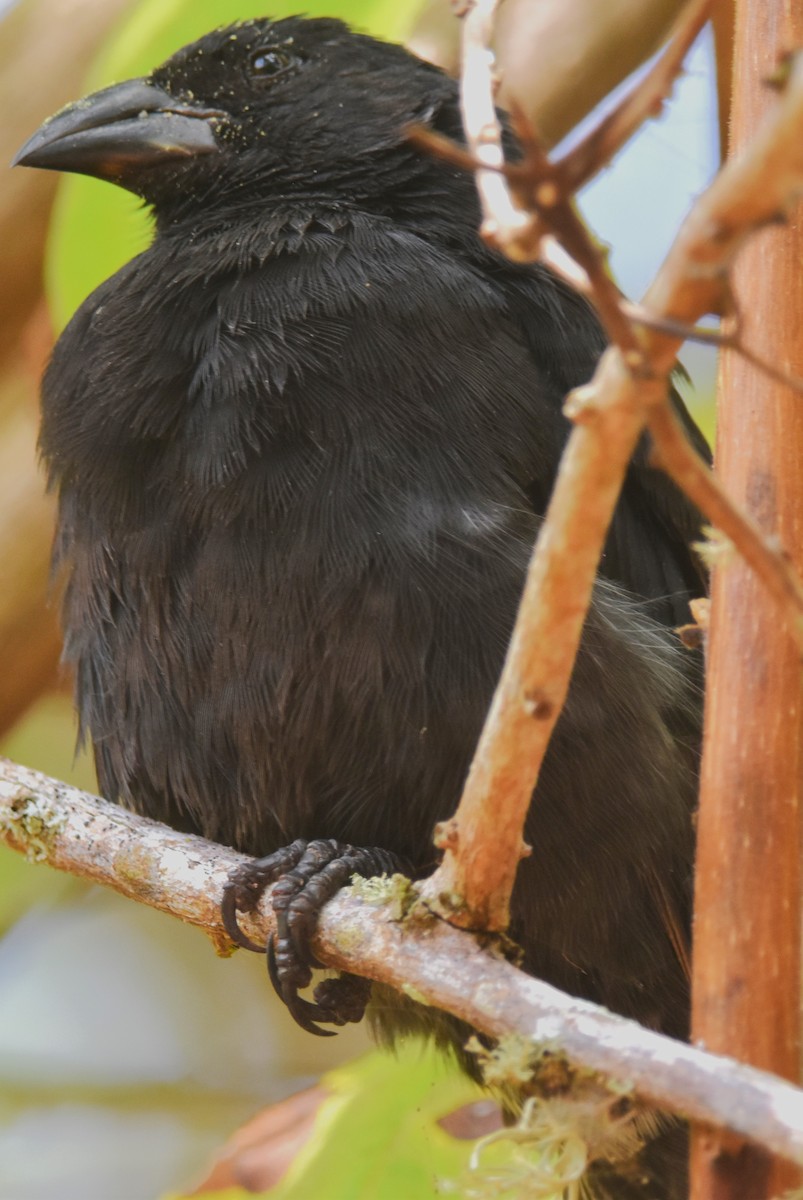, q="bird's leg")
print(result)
[222,838,407,1036]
